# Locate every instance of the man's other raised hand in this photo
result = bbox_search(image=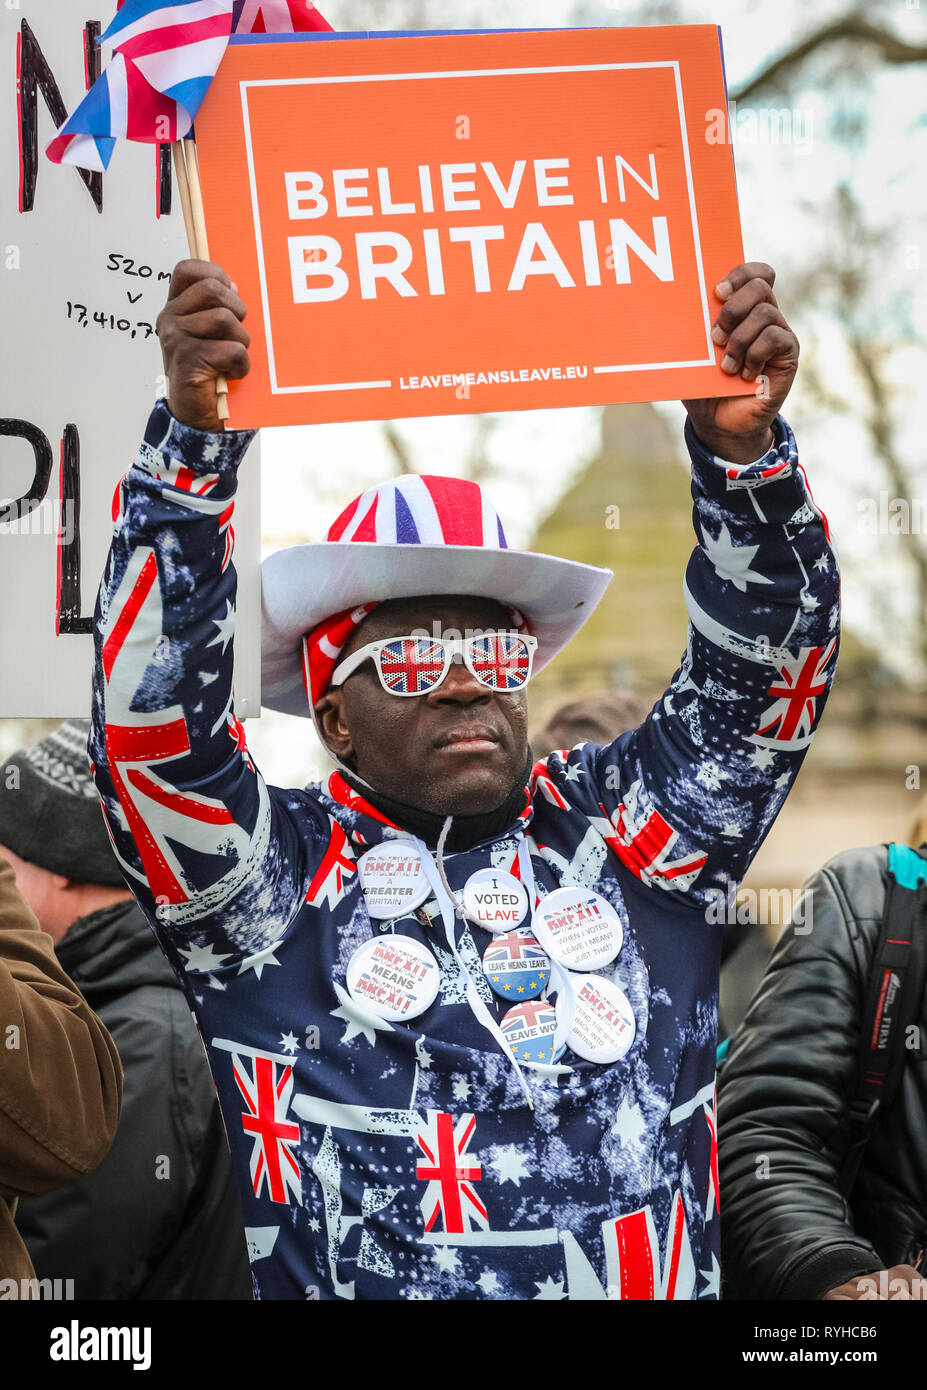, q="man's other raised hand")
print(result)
[683,261,800,467]
[156,261,251,432]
